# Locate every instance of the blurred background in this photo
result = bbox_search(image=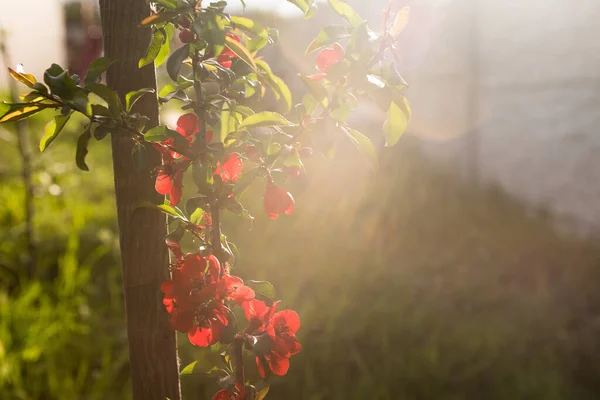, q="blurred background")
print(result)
[2,0,600,399]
